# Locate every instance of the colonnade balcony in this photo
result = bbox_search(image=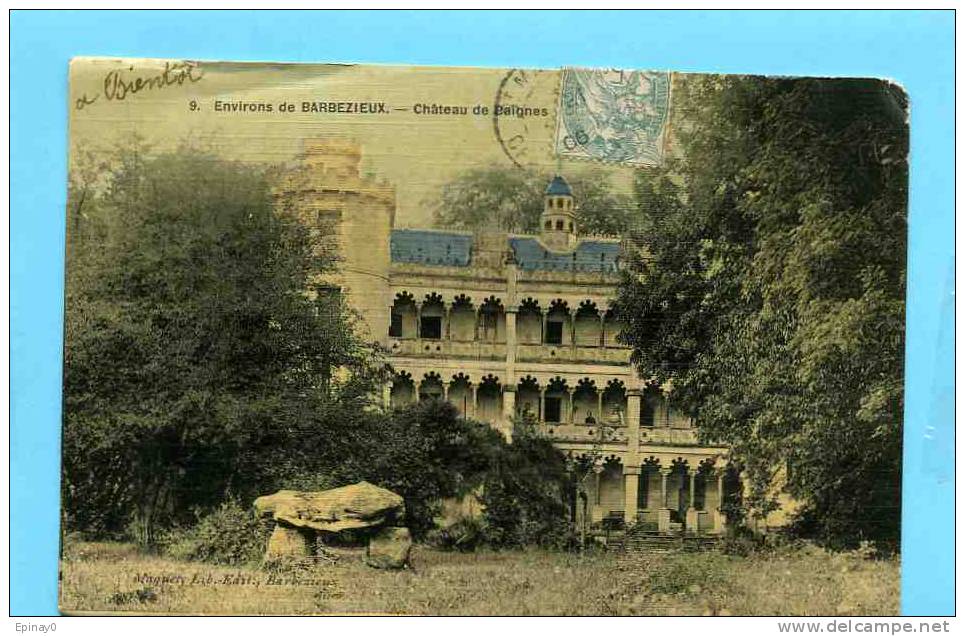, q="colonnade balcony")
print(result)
[388,292,627,350]
[564,453,733,535]
[385,371,696,437]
